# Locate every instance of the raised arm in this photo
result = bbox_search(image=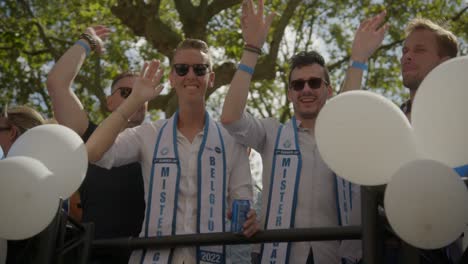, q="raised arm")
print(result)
[86,60,164,162]
[46,26,110,136]
[340,11,388,93]
[220,0,275,125]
